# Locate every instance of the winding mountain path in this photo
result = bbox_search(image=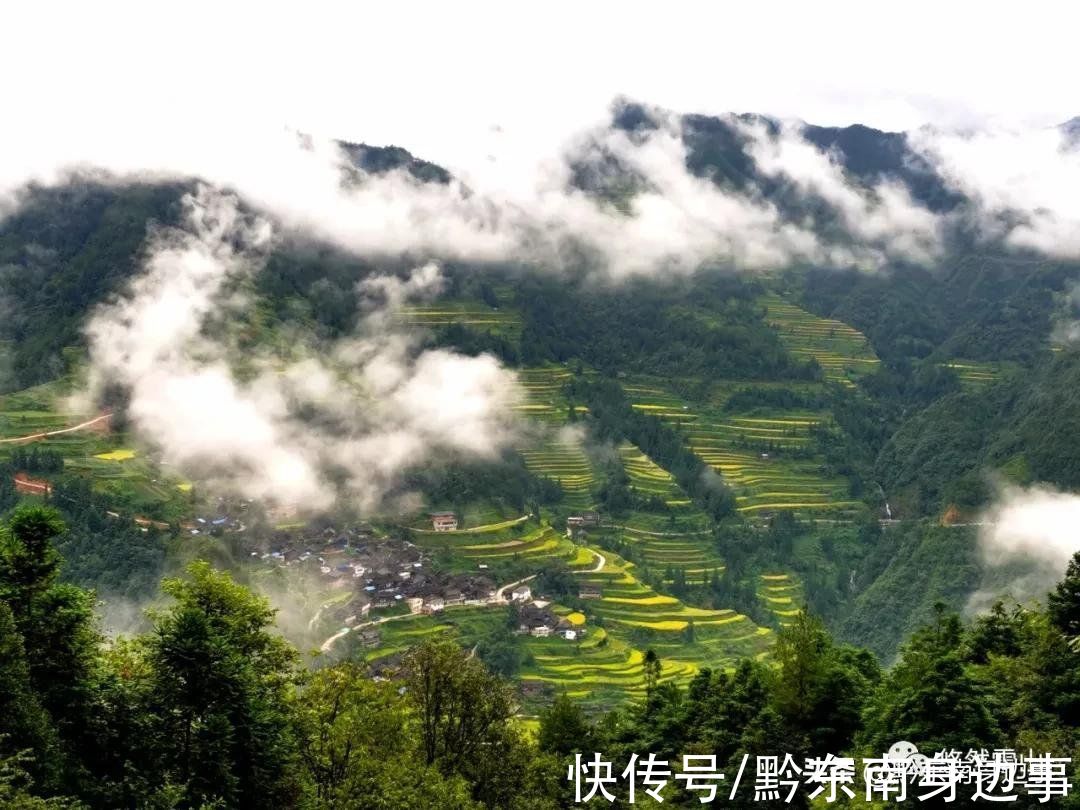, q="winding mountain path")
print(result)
[0,412,111,444]
[587,549,606,573]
